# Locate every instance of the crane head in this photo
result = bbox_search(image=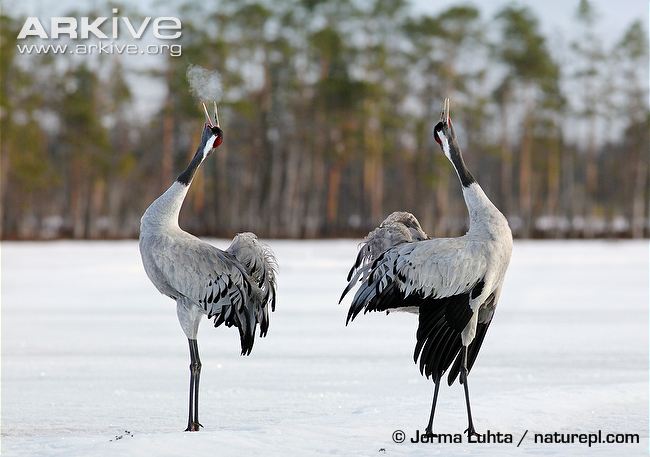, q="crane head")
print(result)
[201,101,224,153]
[432,97,456,159]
